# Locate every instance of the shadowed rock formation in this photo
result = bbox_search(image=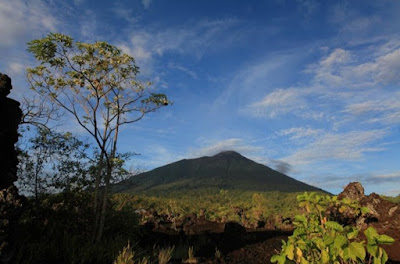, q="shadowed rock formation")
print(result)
[0,73,22,189]
[338,182,400,262]
[0,73,23,262]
